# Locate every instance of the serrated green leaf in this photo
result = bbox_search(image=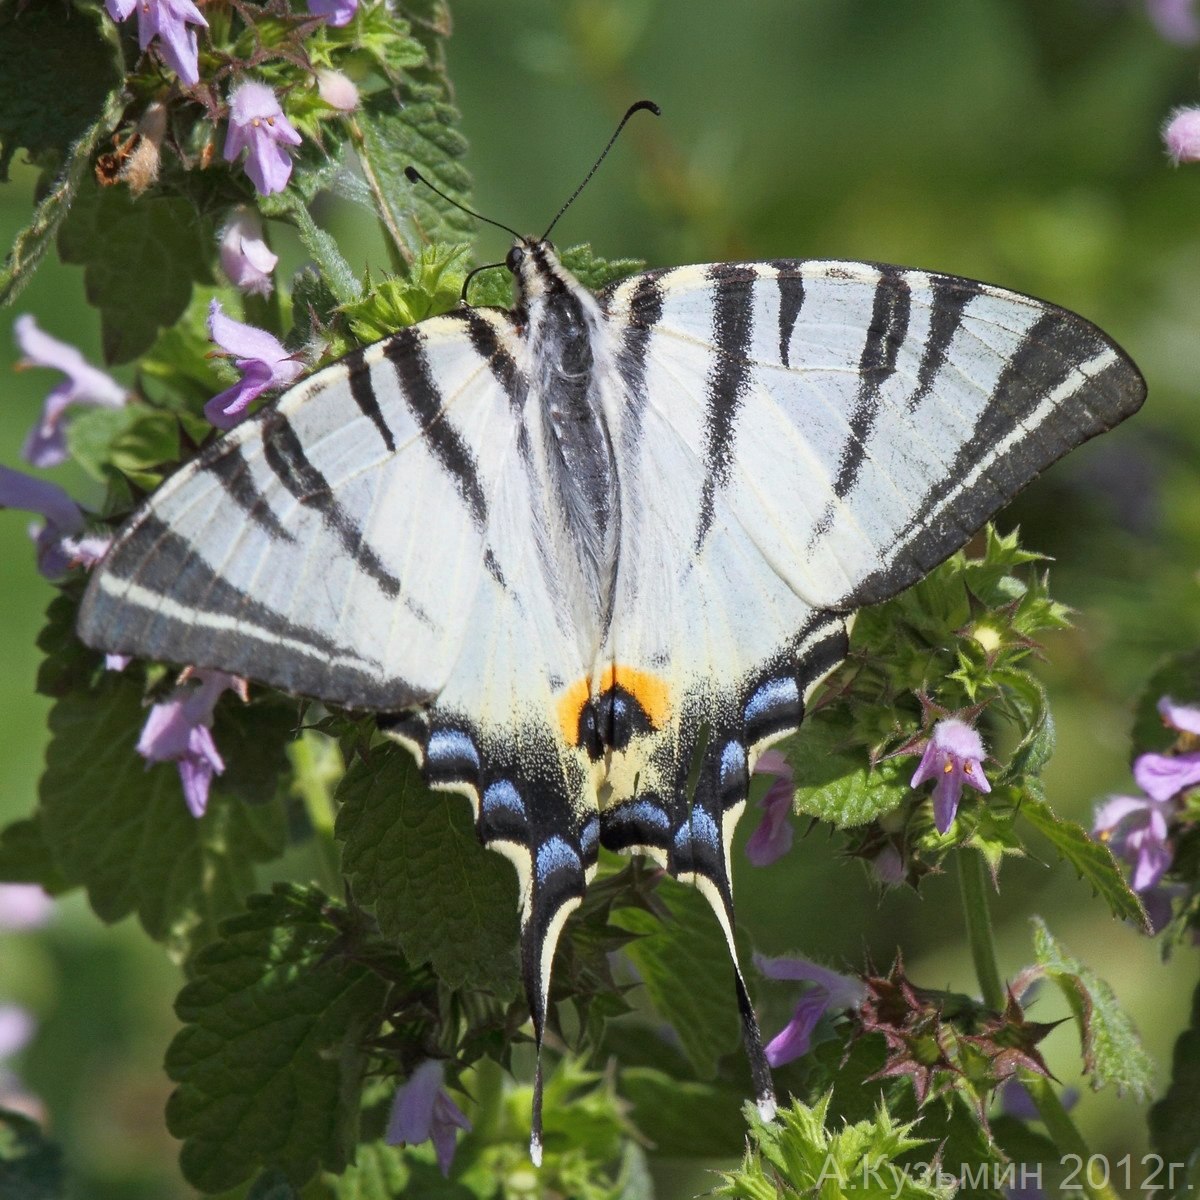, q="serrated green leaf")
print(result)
[355,83,474,256]
[166,885,390,1193]
[786,718,910,828]
[610,878,741,1078]
[1149,979,1200,1190]
[1030,917,1154,1100]
[39,673,286,959]
[58,177,213,363]
[1020,797,1148,928]
[0,1108,65,1200]
[1000,672,1055,782]
[0,2,125,304]
[0,816,69,894]
[335,743,519,997]
[560,244,645,292]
